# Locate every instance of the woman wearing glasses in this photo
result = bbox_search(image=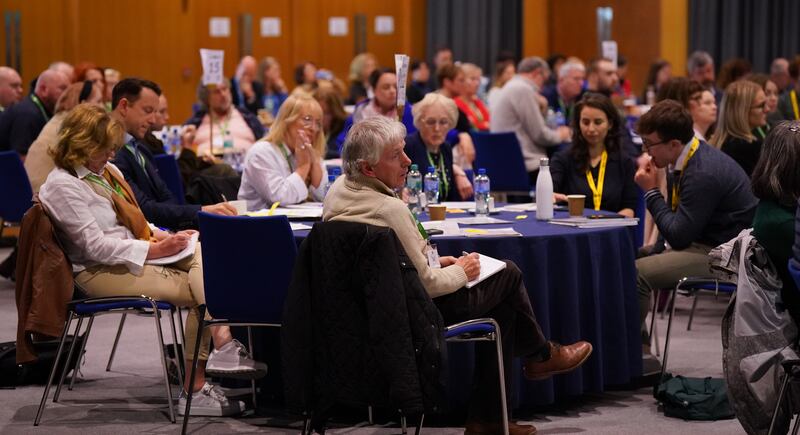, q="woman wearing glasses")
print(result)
[404,93,474,201]
[710,80,768,176]
[238,94,328,209]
